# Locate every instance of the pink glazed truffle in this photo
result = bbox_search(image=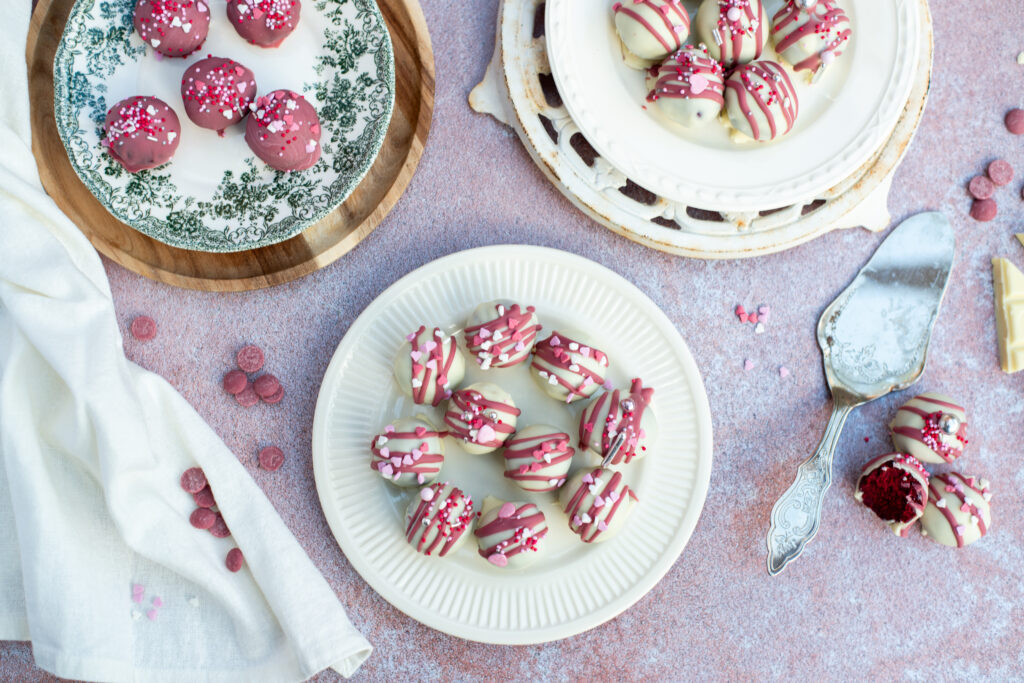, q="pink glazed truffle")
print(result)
[244,90,322,171]
[134,0,211,58]
[103,96,181,173]
[227,0,302,48]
